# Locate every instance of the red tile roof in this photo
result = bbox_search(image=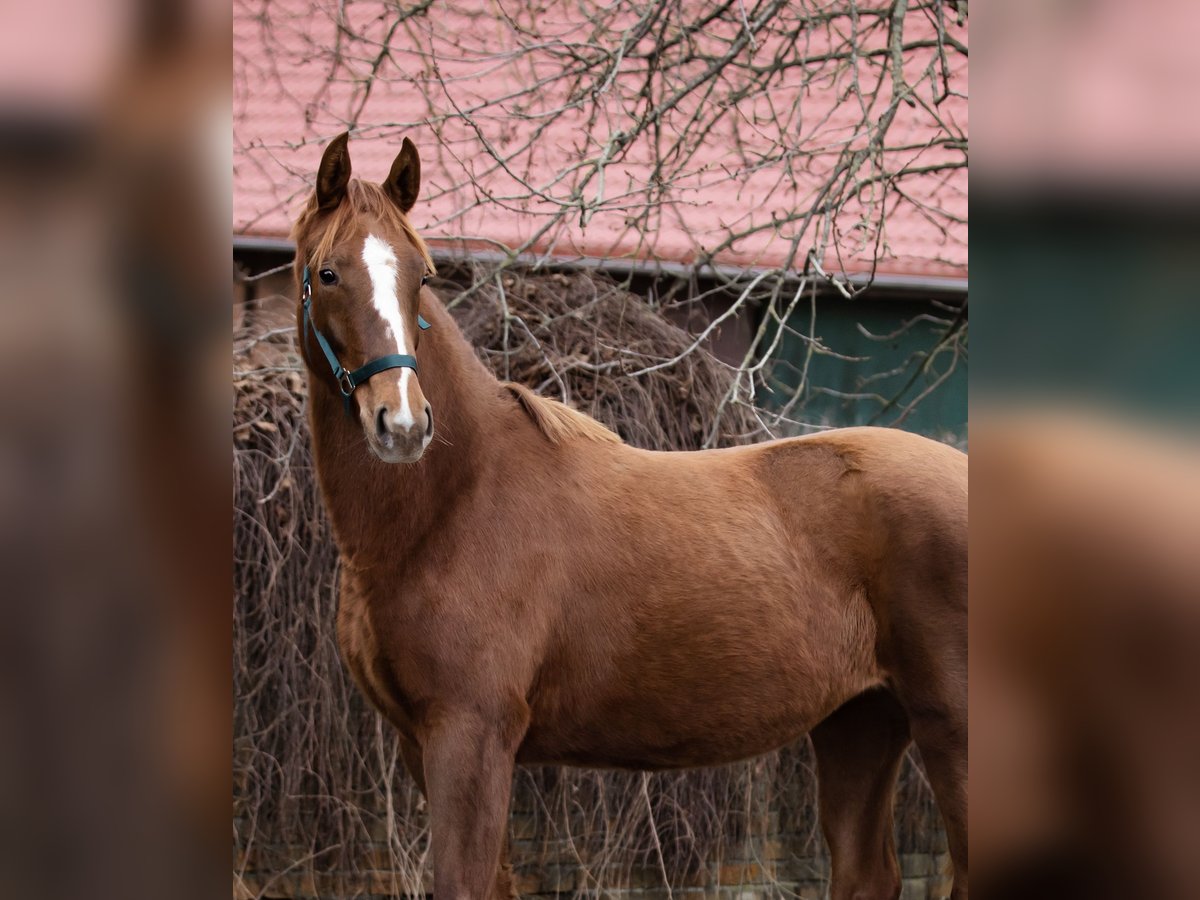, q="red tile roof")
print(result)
[235,1,967,281]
